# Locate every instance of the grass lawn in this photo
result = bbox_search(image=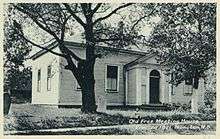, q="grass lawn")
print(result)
[4,104,216,135]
